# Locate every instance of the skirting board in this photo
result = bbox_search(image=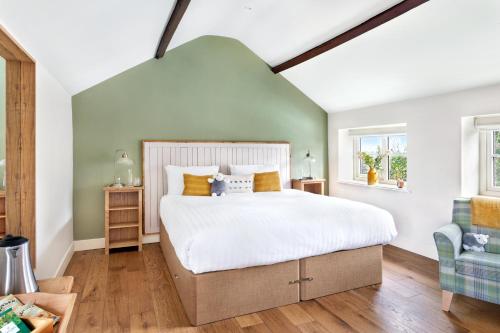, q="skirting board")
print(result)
[74,233,160,251]
[55,242,75,277]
